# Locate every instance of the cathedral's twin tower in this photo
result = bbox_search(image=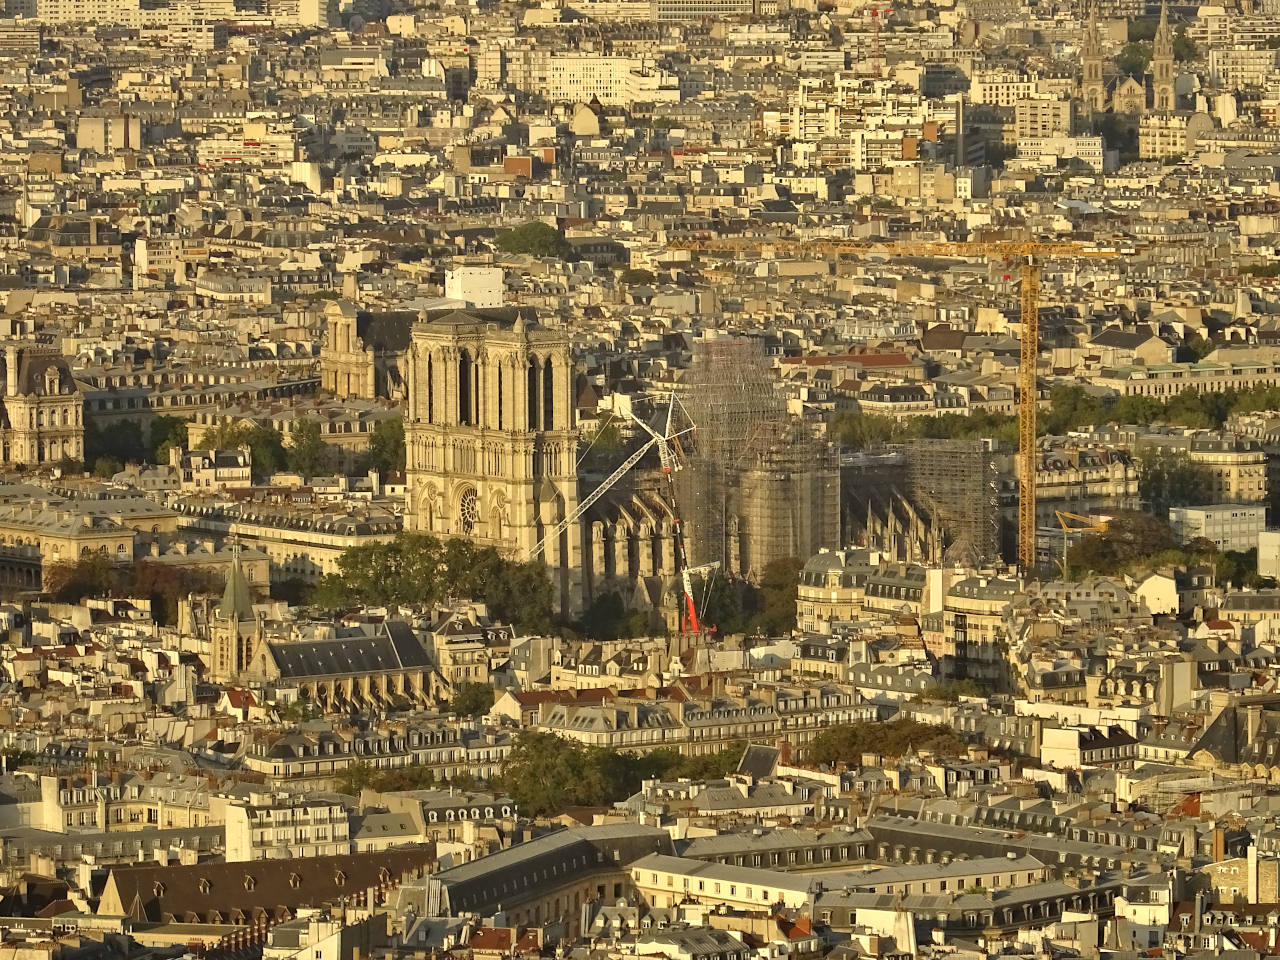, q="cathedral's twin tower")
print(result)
[404,309,581,610]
